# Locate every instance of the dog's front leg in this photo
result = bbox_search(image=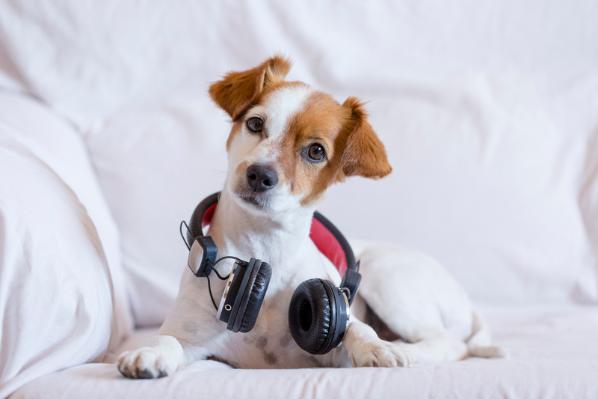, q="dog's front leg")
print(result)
[117,334,206,379]
[342,318,412,367]
[117,280,222,378]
